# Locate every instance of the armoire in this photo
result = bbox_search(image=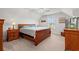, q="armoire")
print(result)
[0,19,4,51]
